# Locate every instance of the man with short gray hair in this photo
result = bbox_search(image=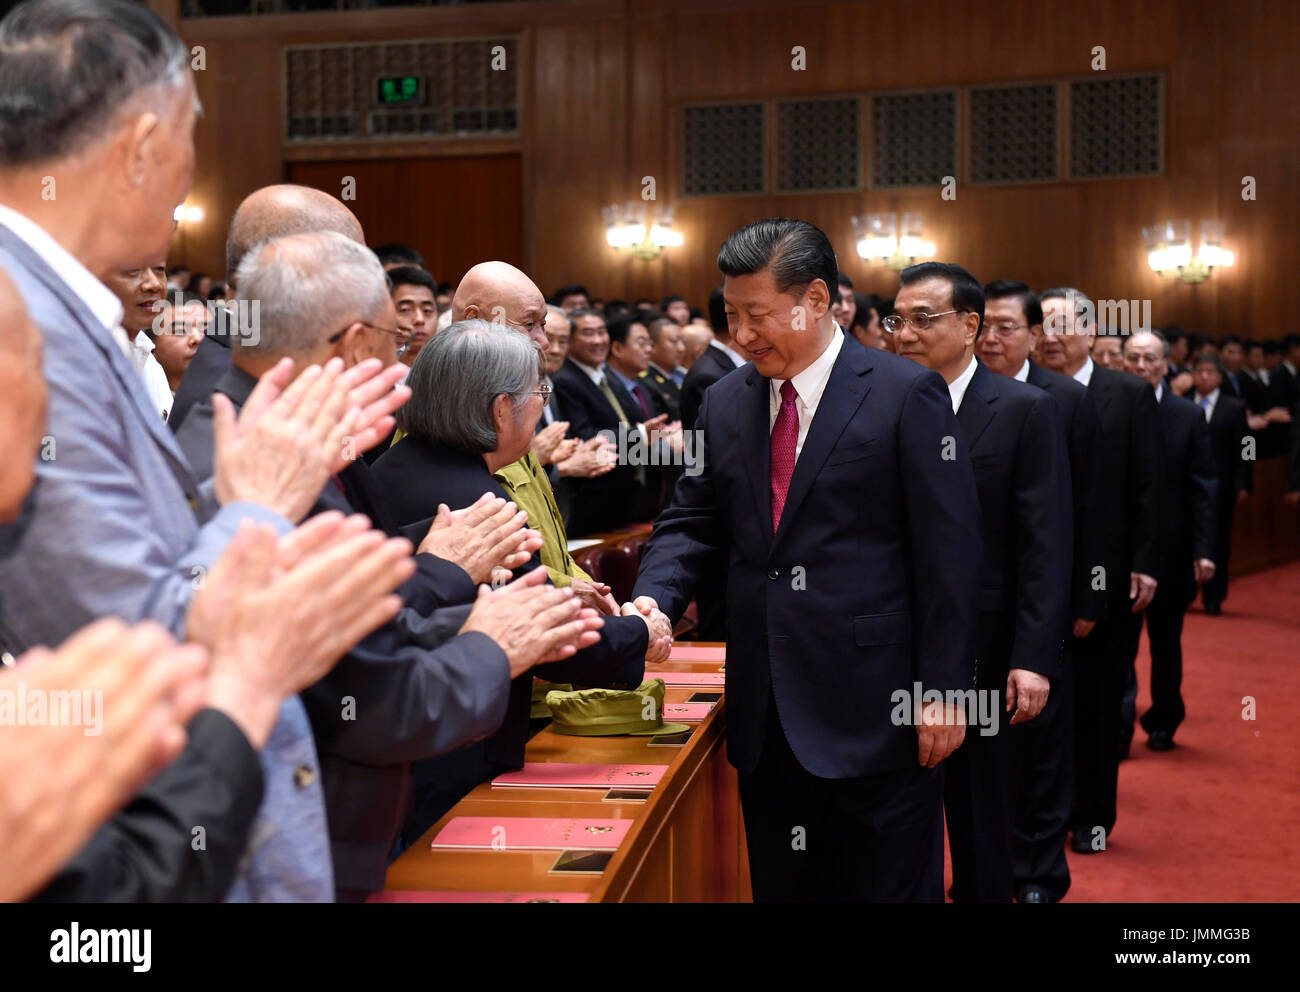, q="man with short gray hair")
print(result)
[1039,287,1163,856]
